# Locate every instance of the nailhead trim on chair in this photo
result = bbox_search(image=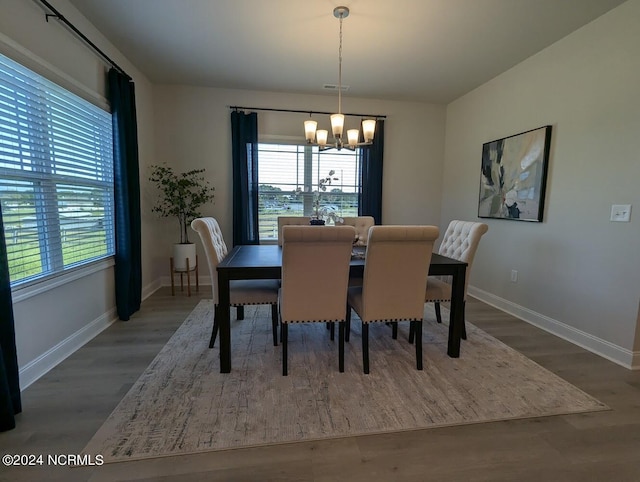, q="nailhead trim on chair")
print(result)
[282,318,346,323]
[227,302,278,306]
[361,318,422,323]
